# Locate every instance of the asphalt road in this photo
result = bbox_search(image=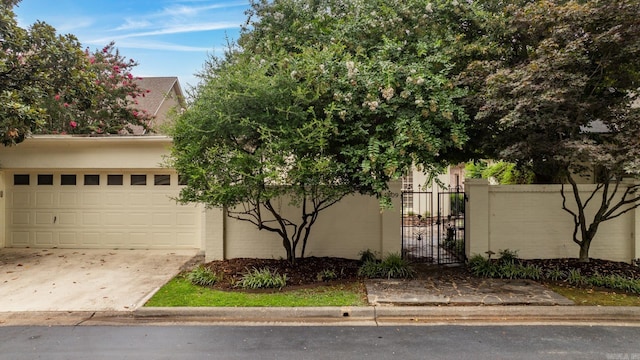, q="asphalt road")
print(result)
[1,325,638,359]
